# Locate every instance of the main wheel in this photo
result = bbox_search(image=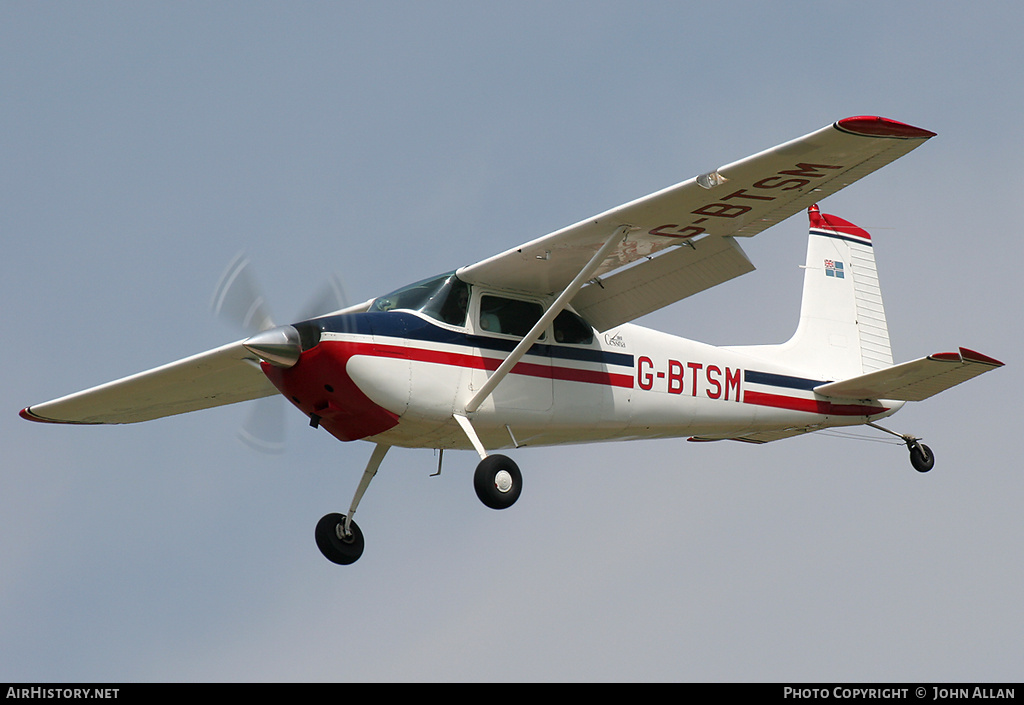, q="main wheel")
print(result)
[315,513,365,565]
[474,454,522,509]
[909,442,935,473]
